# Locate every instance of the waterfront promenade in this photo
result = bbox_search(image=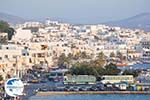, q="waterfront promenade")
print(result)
[36,91,150,96]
